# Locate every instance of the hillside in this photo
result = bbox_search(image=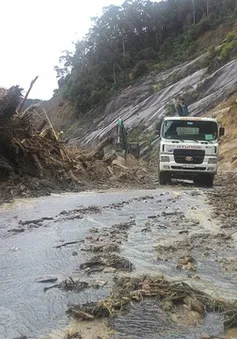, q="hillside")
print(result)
[47,31,237,167]
[206,91,237,171]
[55,0,237,113]
[46,1,237,159]
[35,2,237,188]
